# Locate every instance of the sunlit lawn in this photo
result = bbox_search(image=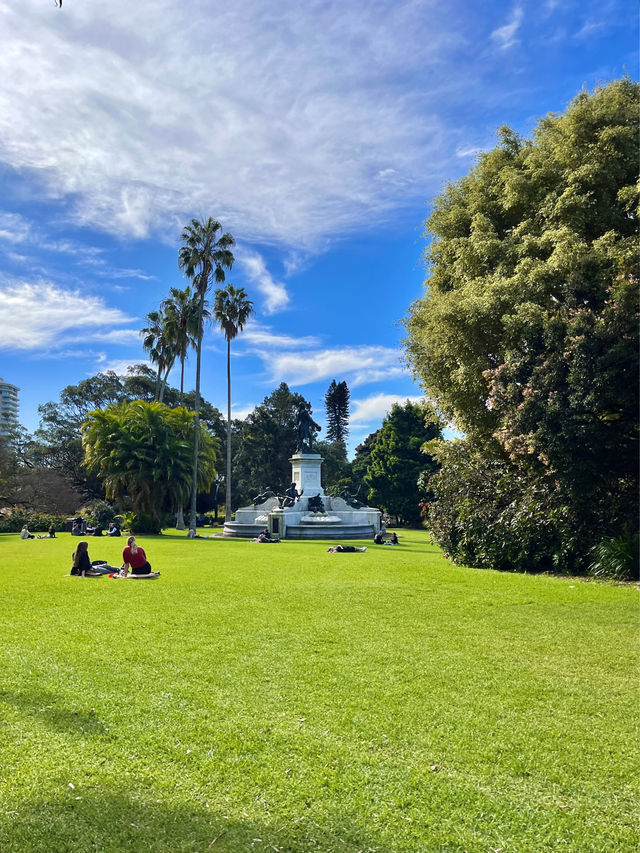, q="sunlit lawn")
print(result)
[1,529,638,852]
